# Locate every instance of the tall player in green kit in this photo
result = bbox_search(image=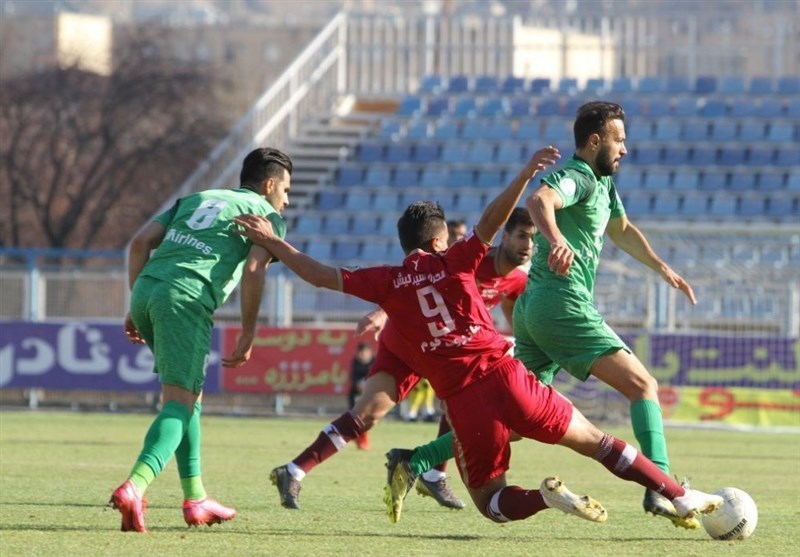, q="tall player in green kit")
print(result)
[514,101,699,528]
[110,147,292,532]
